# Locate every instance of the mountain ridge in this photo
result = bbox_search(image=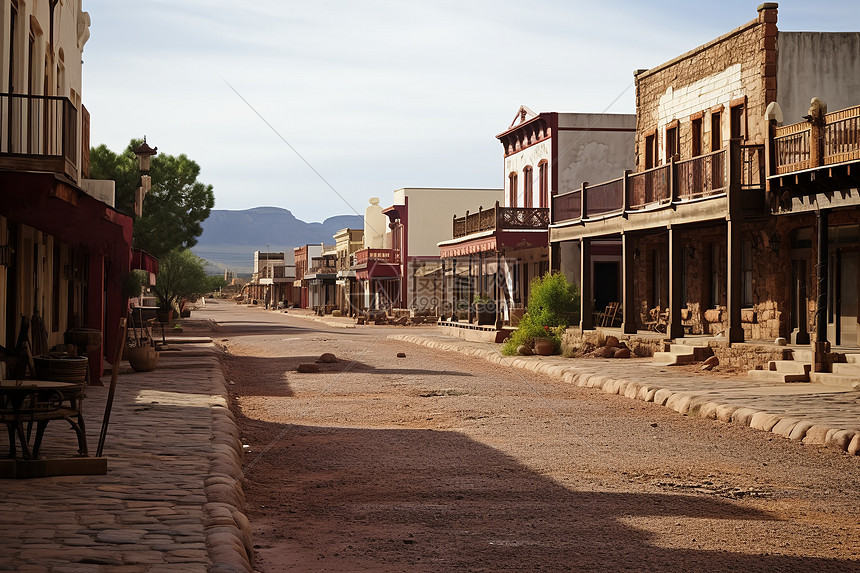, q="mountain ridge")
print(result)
[191,207,363,274]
